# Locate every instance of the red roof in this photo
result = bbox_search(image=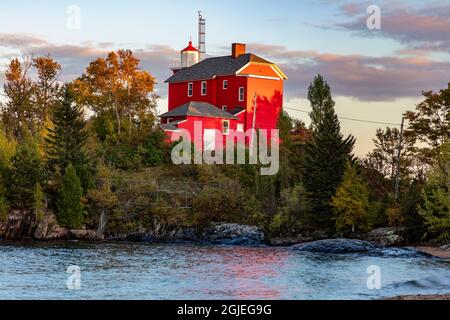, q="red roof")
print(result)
[181,41,198,52]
